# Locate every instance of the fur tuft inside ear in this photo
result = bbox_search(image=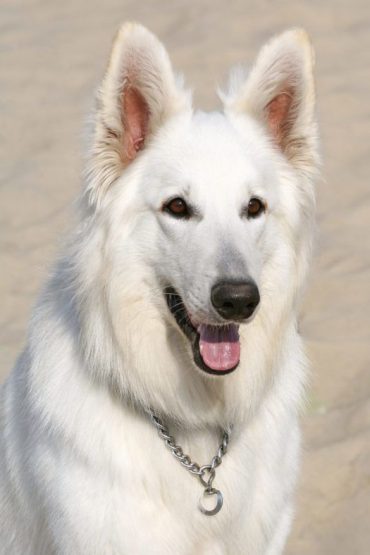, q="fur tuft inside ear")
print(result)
[85,22,191,208]
[224,29,318,172]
